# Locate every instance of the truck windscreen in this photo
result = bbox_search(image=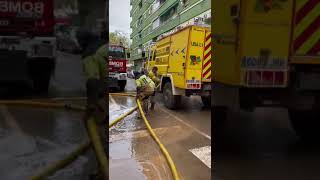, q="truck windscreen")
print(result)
[109,46,125,58]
